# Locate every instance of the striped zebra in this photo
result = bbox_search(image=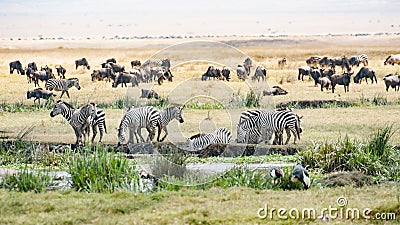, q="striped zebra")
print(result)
[349,54,368,67]
[141,58,171,69]
[158,106,184,142]
[237,109,302,145]
[117,106,161,145]
[186,127,231,151]
[45,78,81,98]
[90,107,107,143]
[50,100,96,145]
